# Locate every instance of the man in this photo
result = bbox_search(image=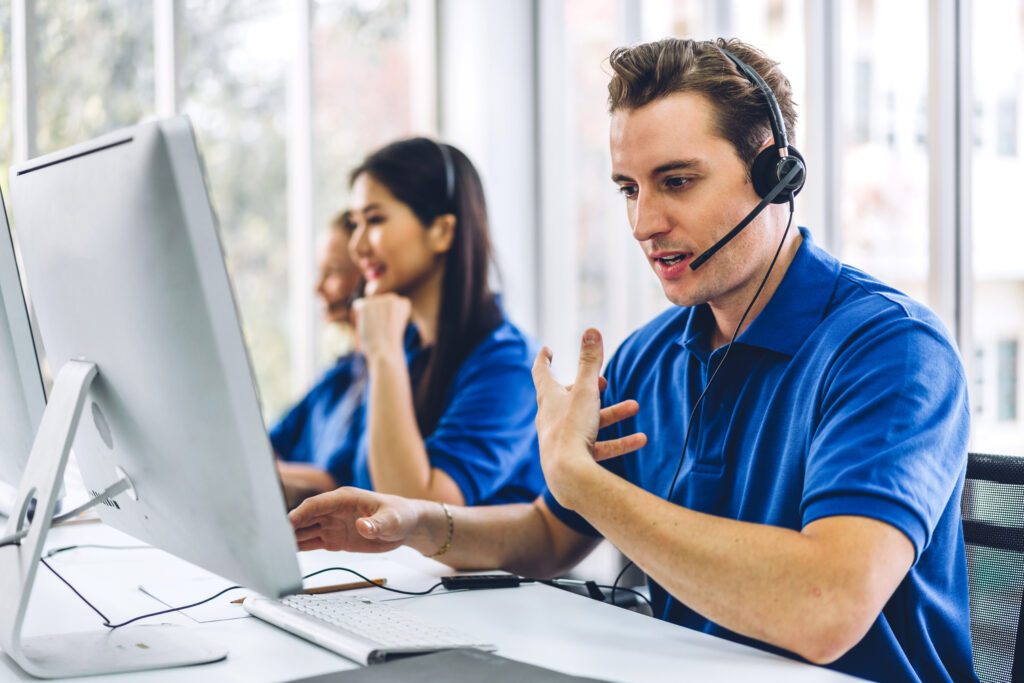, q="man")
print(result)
[290,38,975,682]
